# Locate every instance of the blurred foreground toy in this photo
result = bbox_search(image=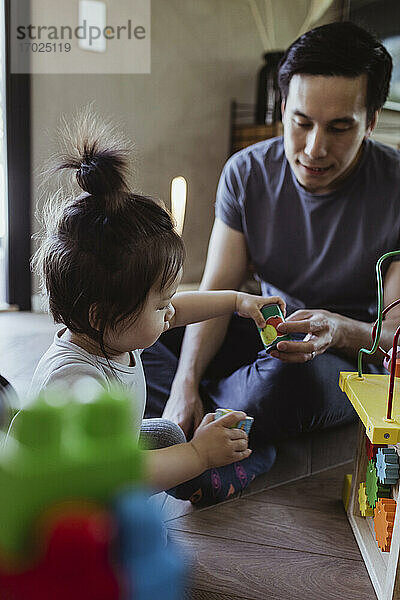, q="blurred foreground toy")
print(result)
[114,491,187,600]
[214,408,254,435]
[0,504,120,600]
[0,385,144,558]
[0,384,189,599]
